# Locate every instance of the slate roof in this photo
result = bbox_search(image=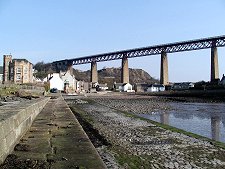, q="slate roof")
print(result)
[12,59,32,64]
